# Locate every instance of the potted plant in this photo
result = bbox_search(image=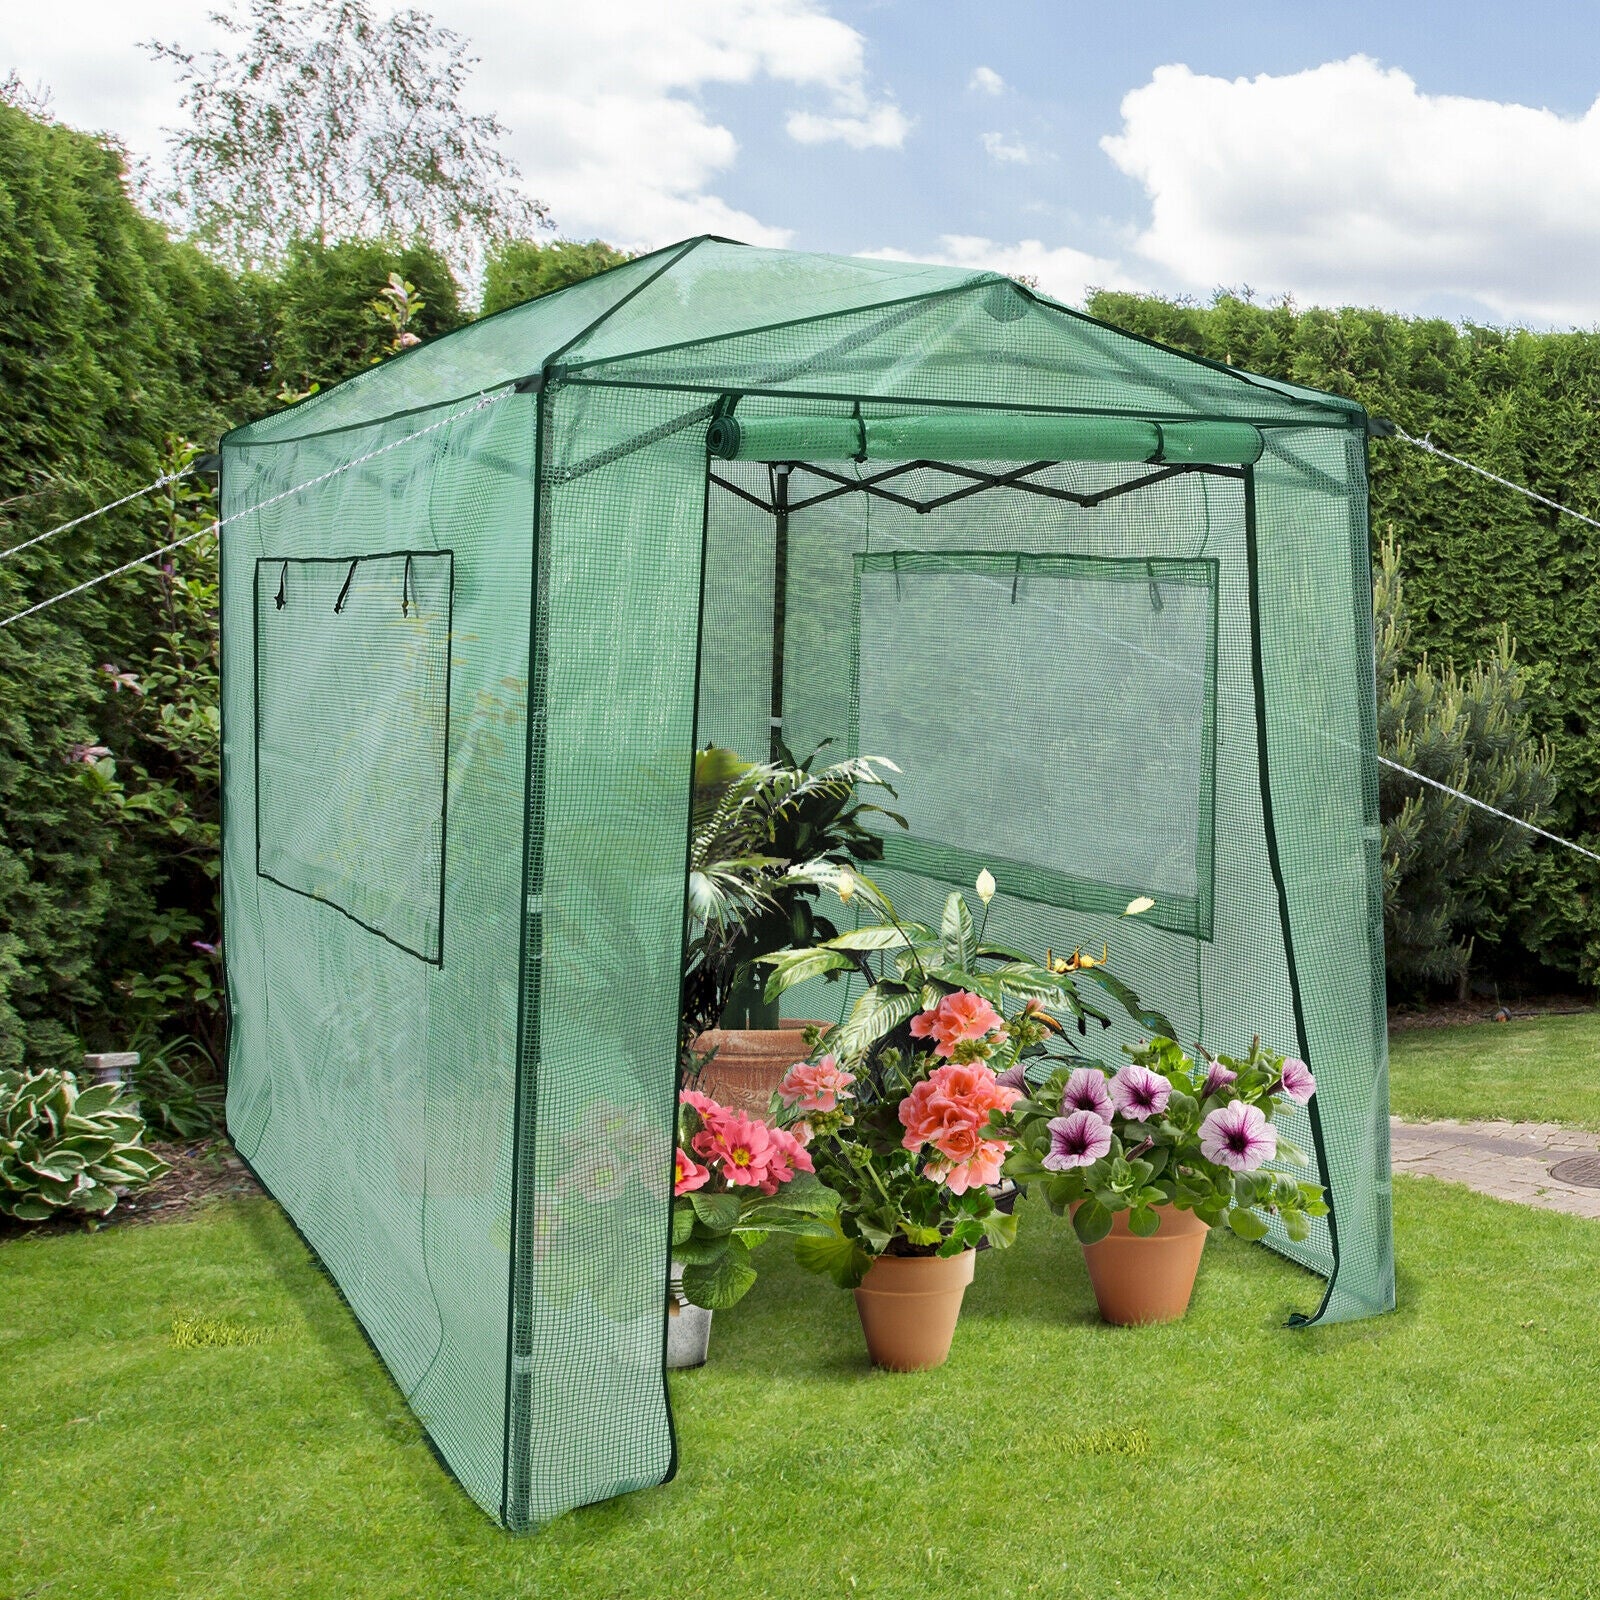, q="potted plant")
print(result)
[682,743,900,1112]
[668,1087,839,1367]
[1002,1036,1328,1325]
[759,873,1162,1369]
